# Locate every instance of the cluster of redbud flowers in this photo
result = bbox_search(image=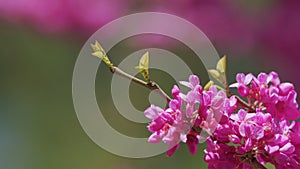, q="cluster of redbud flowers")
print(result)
[145,71,300,169]
[90,42,299,169]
